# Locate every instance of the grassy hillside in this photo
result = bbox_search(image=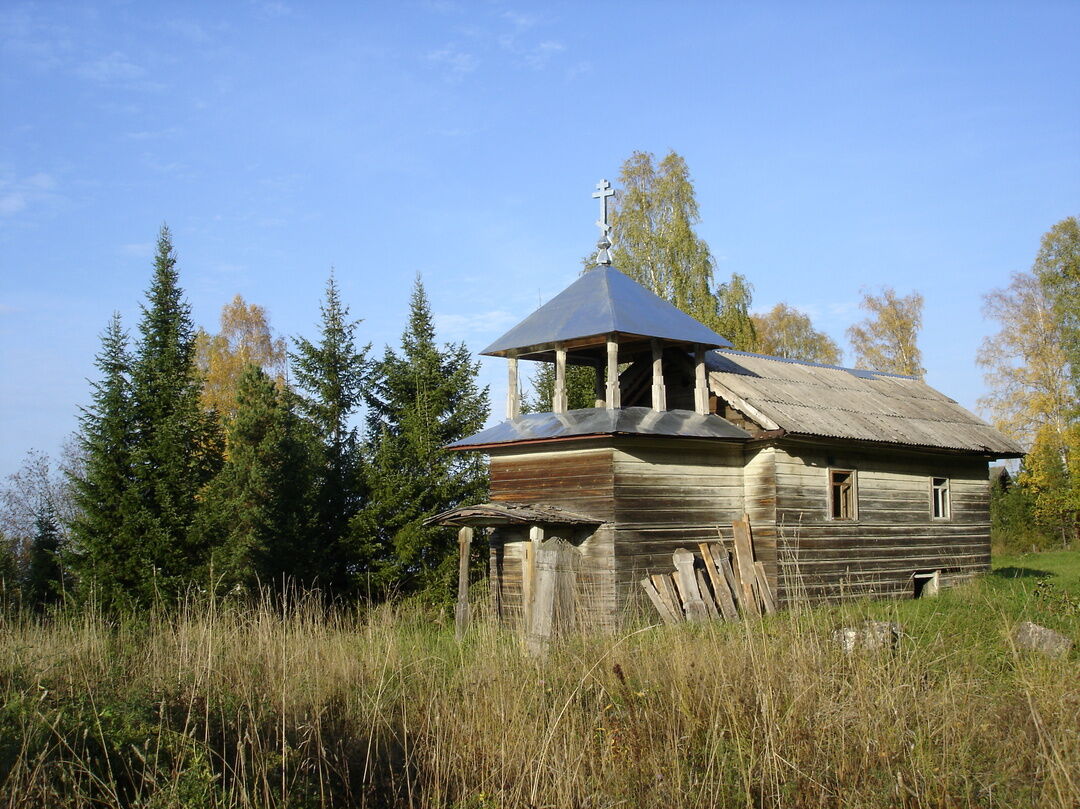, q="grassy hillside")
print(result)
[1,553,1077,808]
